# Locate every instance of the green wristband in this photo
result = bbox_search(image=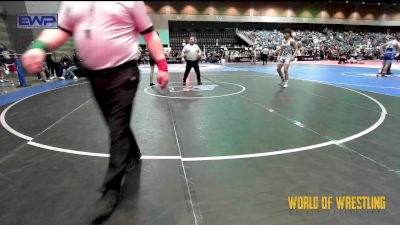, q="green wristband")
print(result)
[28,40,49,52]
